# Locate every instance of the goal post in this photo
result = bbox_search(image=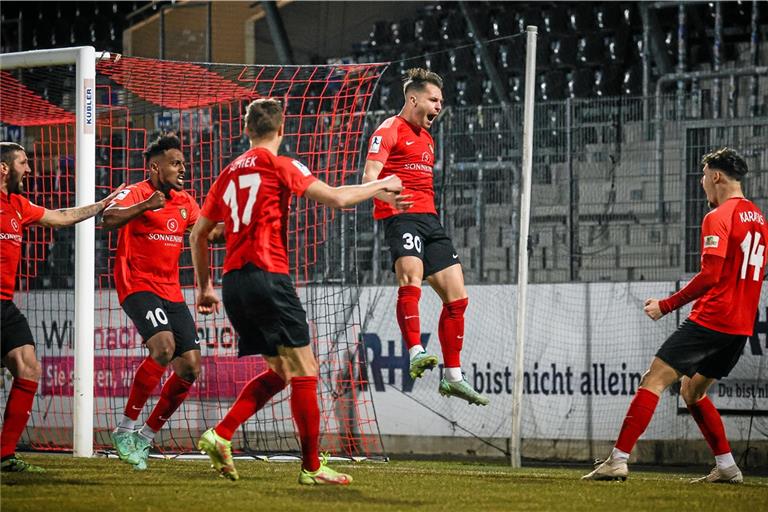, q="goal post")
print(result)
[509,26,537,468]
[0,48,388,460]
[0,46,103,457]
